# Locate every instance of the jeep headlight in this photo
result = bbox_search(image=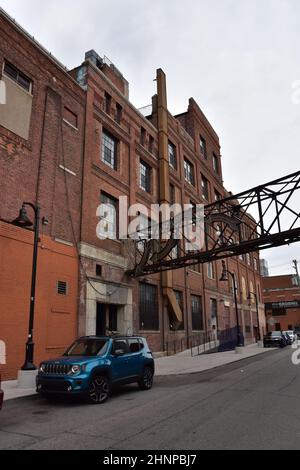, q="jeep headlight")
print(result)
[39,364,45,373]
[68,365,81,376]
